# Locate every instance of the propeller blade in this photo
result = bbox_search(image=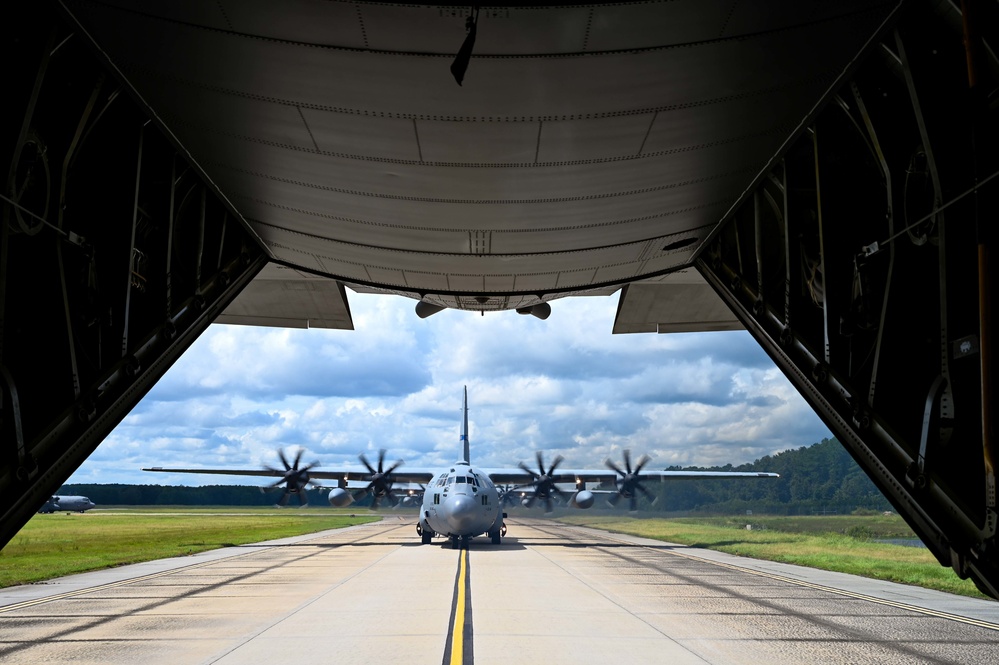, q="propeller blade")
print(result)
[634,454,651,475]
[535,450,545,474]
[384,459,404,475]
[518,461,538,479]
[608,492,622,506]
[359,453,377,475]
[547,455,564,476]
[263,447,323,507]
[605,458,625,477]
[377,449,387,473]
[638,483,657,503]
[543,496,553,513]
[629,495,638,512]
[623,449,633,474]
